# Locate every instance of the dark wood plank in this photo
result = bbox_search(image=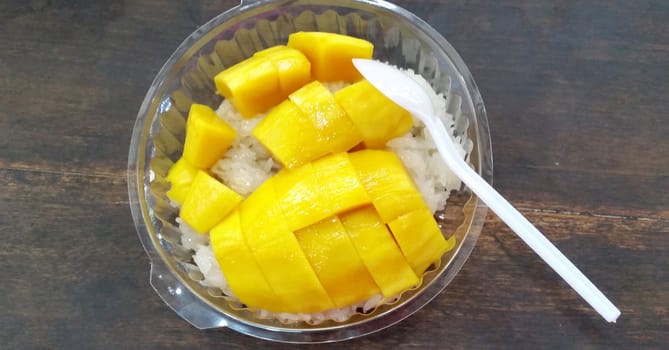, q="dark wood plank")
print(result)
[420,0,669,217]
[0,0,230,171]
[1,0,668,348]
[3,166,666,348]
